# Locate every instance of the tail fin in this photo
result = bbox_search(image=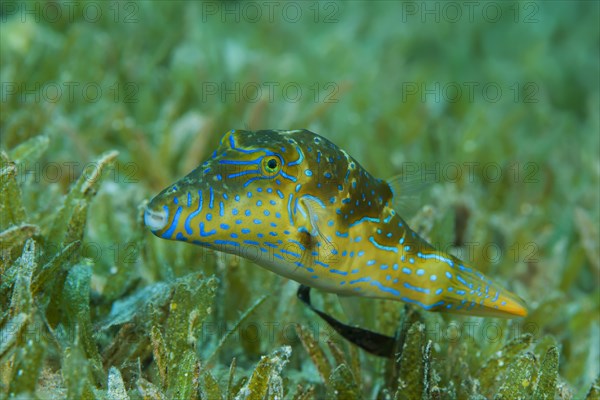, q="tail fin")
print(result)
[435,259,528,318]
